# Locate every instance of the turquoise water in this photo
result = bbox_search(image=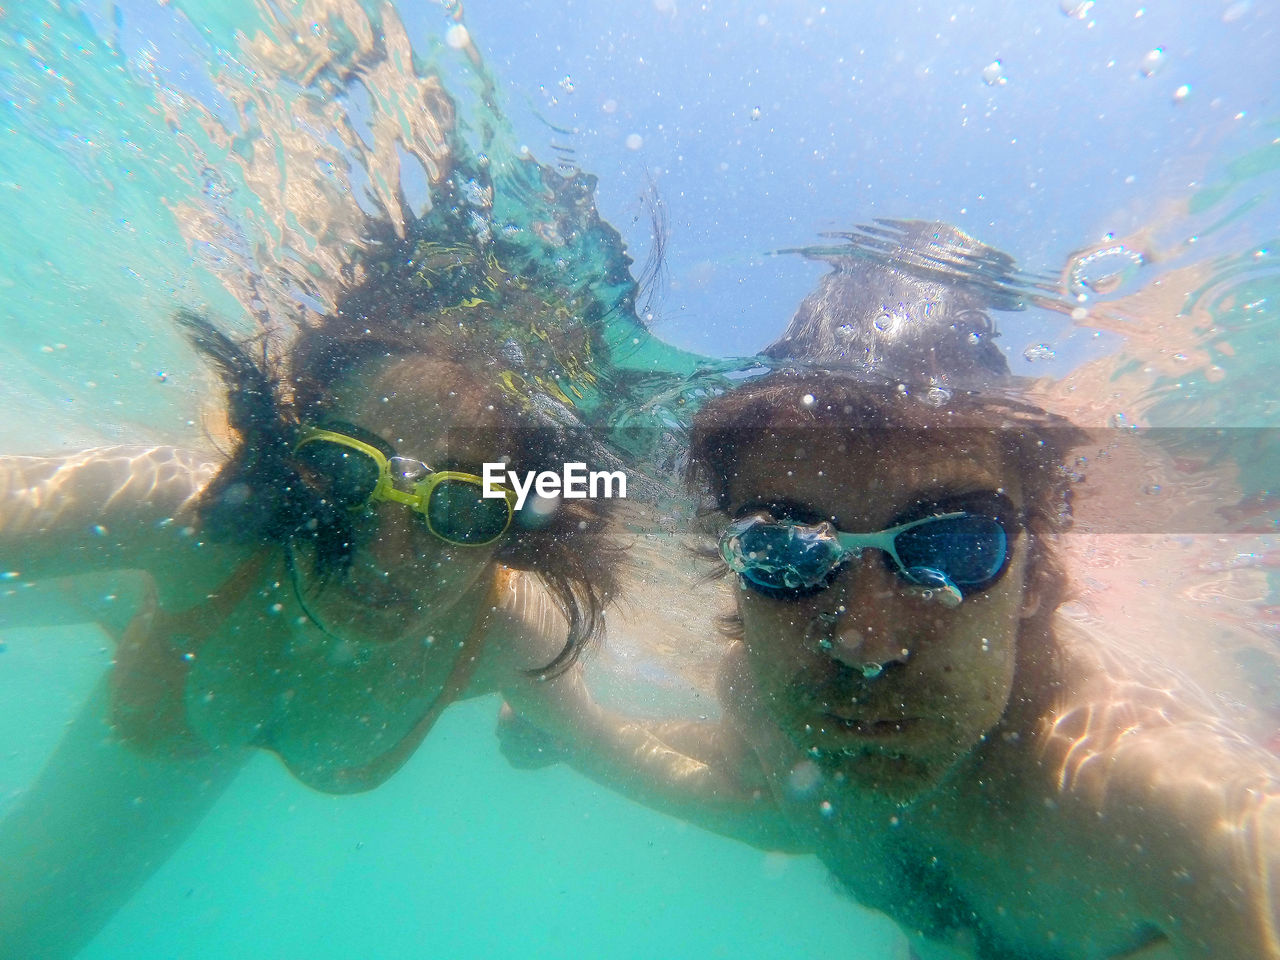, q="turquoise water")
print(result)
[0,624,896,958]
[2,1,1278,957]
